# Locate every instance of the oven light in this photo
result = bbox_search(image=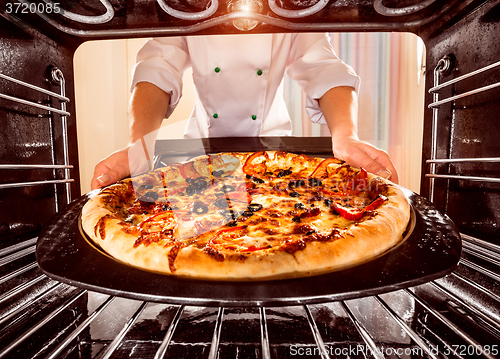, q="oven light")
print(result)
[227,0,263,31]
